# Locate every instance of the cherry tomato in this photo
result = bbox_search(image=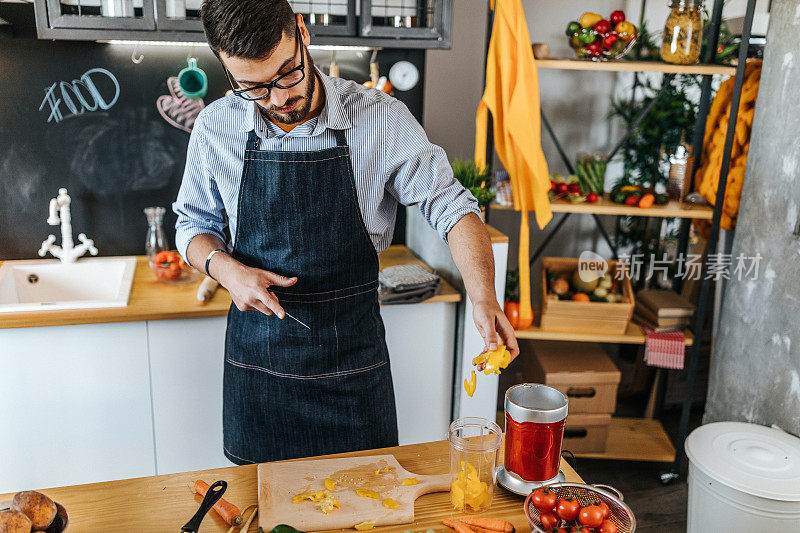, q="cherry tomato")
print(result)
[596,501,611,519]
[550,180,557,192]
[624,194,640,206]
[556,496,580,521]
[532,487,558,512]
[579,505,605,528]
[567,183,581,194]
[154,250,172,264]
[586,192,599,203]
[540,511,560,530]
[597,520,618,533]
[556,183,569,194]
[609,9,625,25]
